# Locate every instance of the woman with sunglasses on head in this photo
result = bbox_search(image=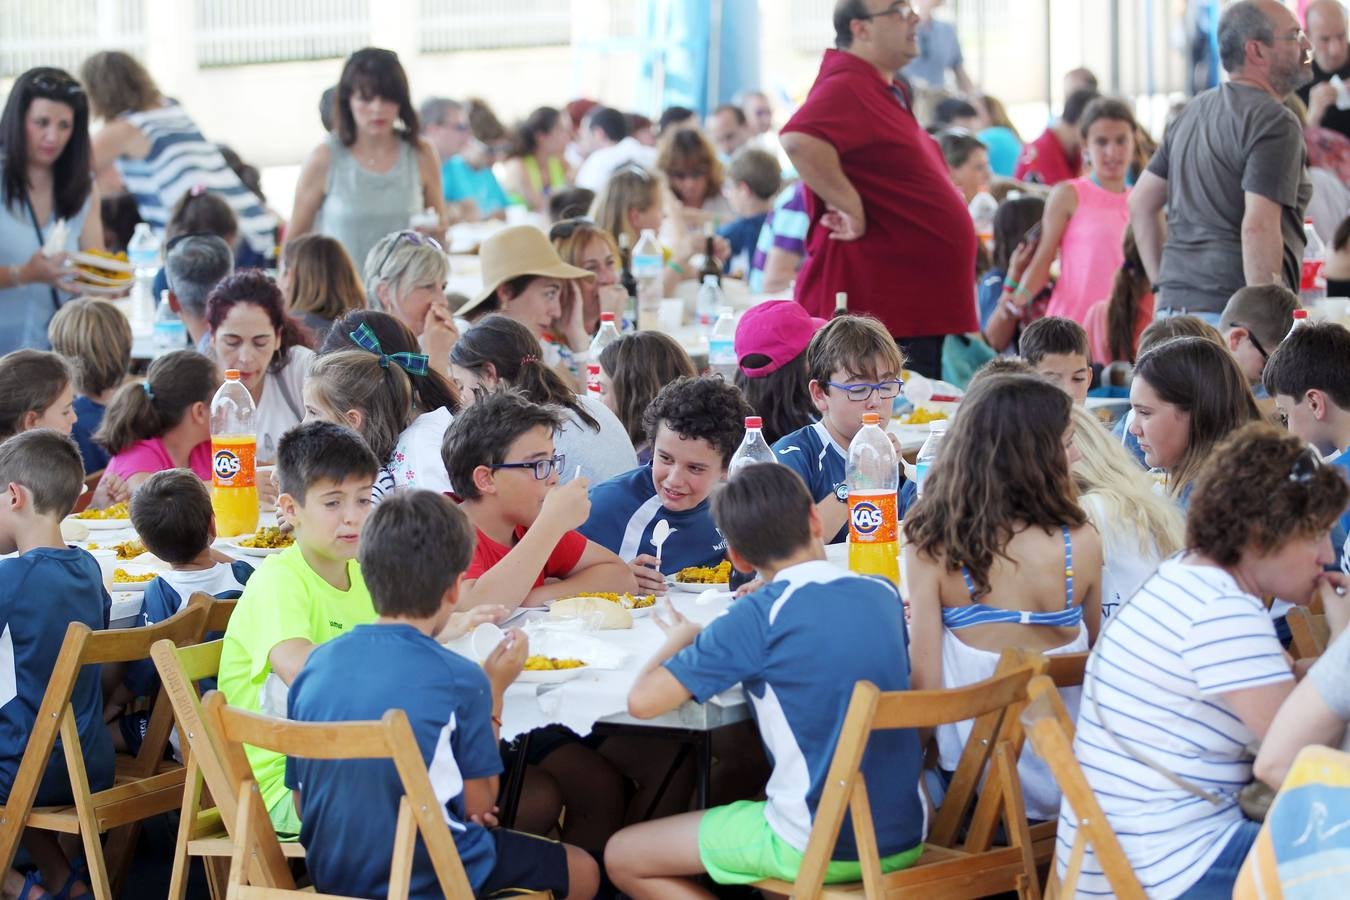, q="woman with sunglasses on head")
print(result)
[288,47,448,273]
[362,229,455,378]
[0,67,104,354]
[1064,424,1348,899]
[500,106,574,216]
[904,373,1103,823]
[80,52,274,262]
[205,271,314,465]
[450,314,636,486]
[550,217,628,338]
